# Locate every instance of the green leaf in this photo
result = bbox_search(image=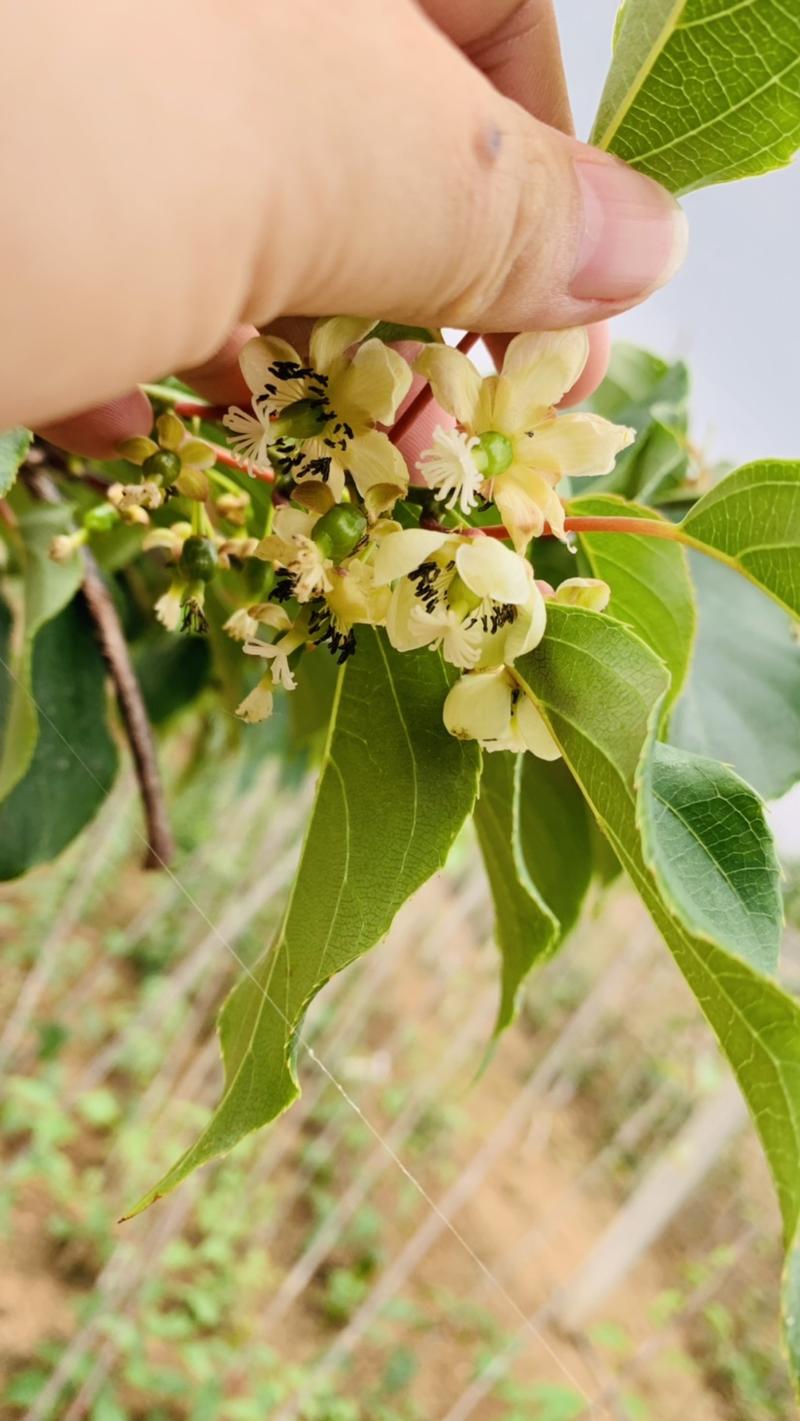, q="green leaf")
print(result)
[641,741,783,976]
[0,596,118,879]
[474,754,558,1037]
[581,344,689,502]
[670,553,800,801]
[0,427,32,497]
[0,506,84,801]
[370,322,442,346]
[592,0,800,194]
[517,756,593,937]
[515,606,800,1388]
[570,493,696,708]
[679,460,800,618]
[127,630,481,1213]
[132,631,211,726]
